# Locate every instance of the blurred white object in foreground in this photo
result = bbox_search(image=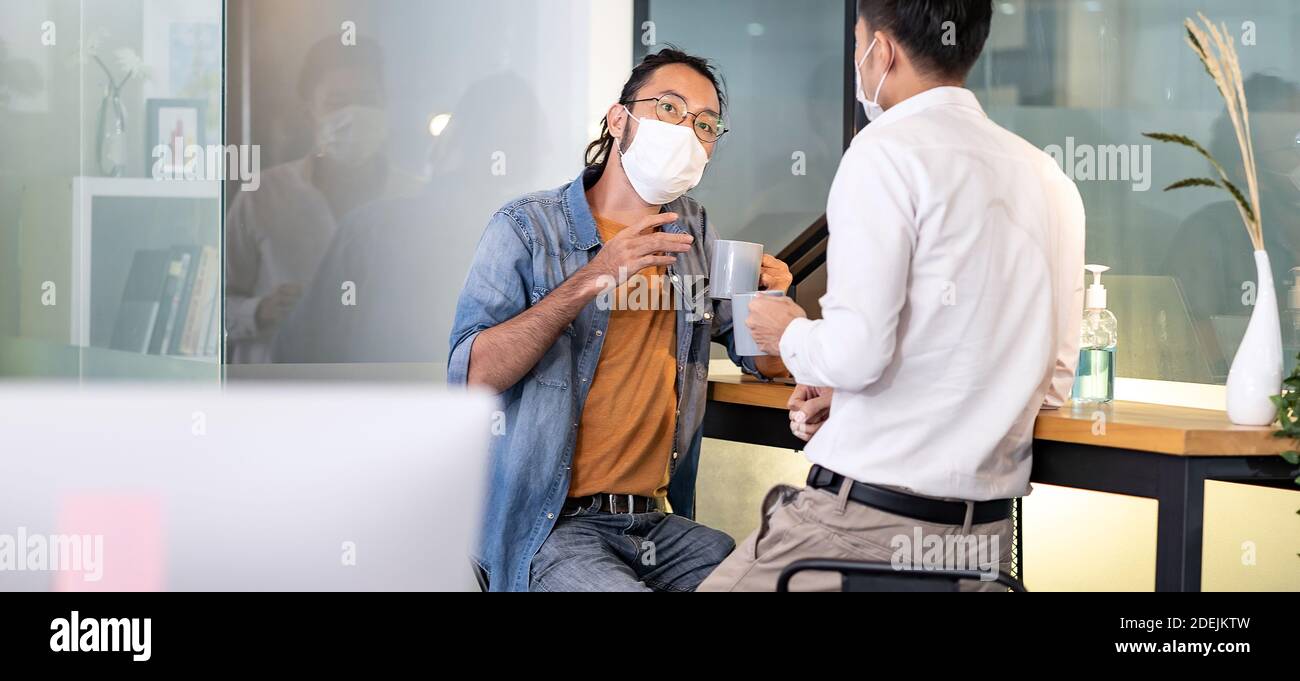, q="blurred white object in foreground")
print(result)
[0,384,494,591]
